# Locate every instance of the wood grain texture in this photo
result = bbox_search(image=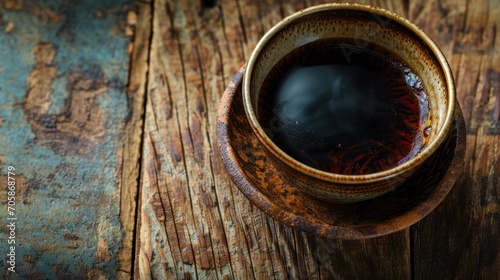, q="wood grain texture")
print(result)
[410,0,500,278]
[117,1,152,279]
[135,0,417,278]
[135,0,499,278]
